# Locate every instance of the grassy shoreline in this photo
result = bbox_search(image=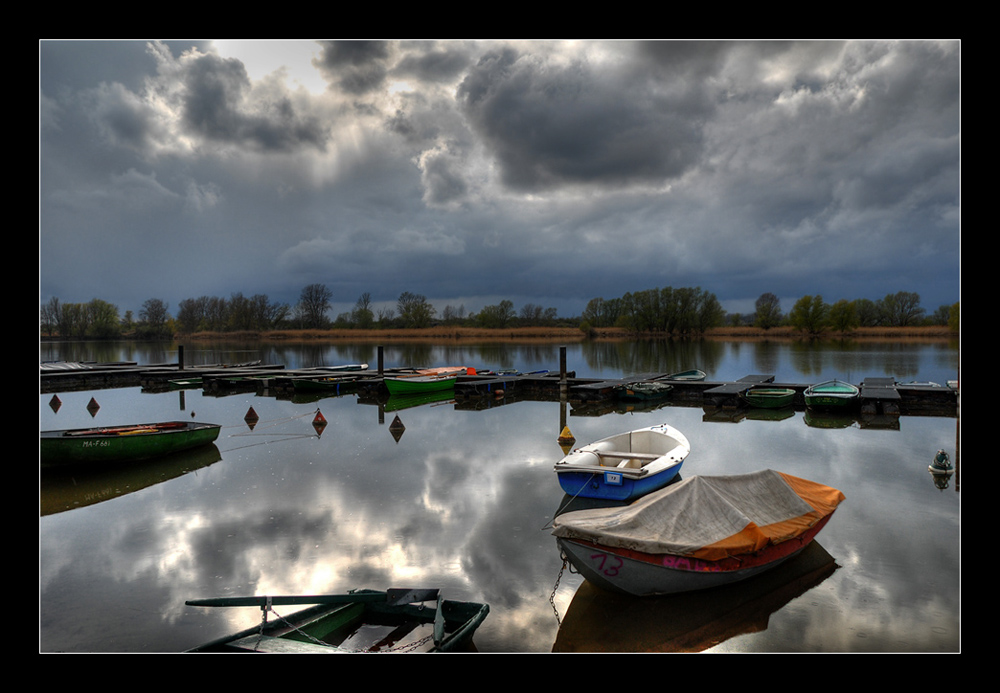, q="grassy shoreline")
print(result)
[162,325,957,343]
